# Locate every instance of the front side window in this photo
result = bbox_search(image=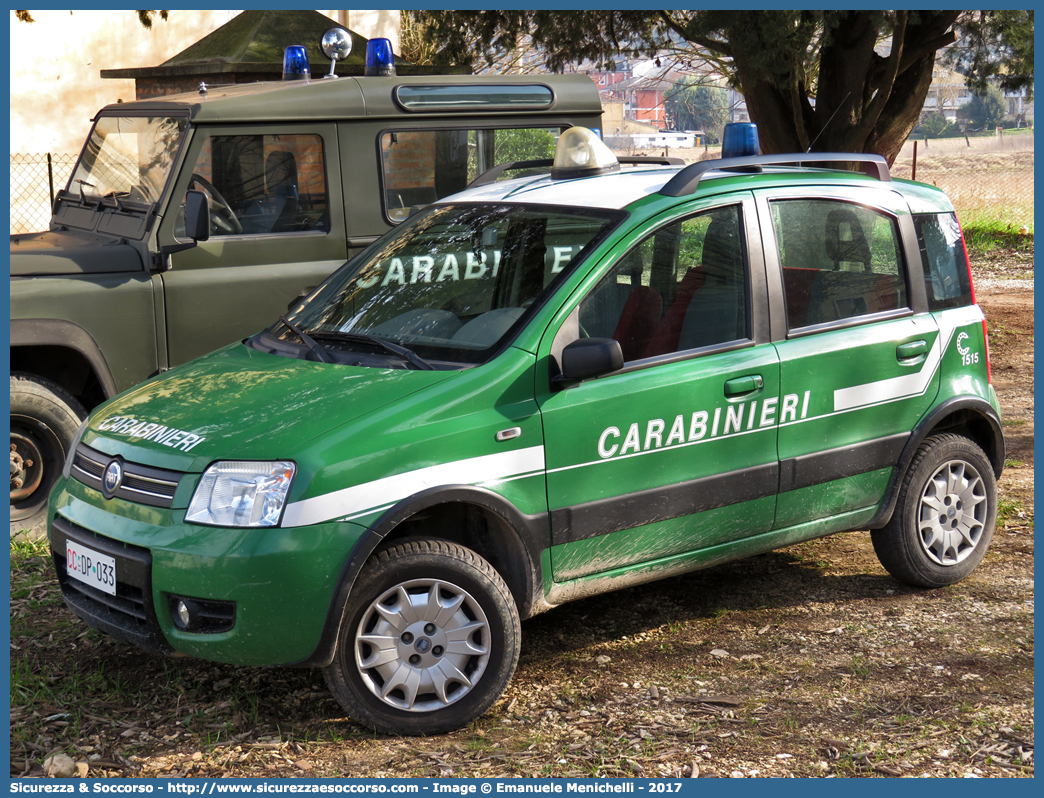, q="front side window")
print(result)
[67,115,188,207]
[579,205,749,362]
[381,127,562,222]
[771,199,908,328]
[267,204,622,366]
[179,133,328,237]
